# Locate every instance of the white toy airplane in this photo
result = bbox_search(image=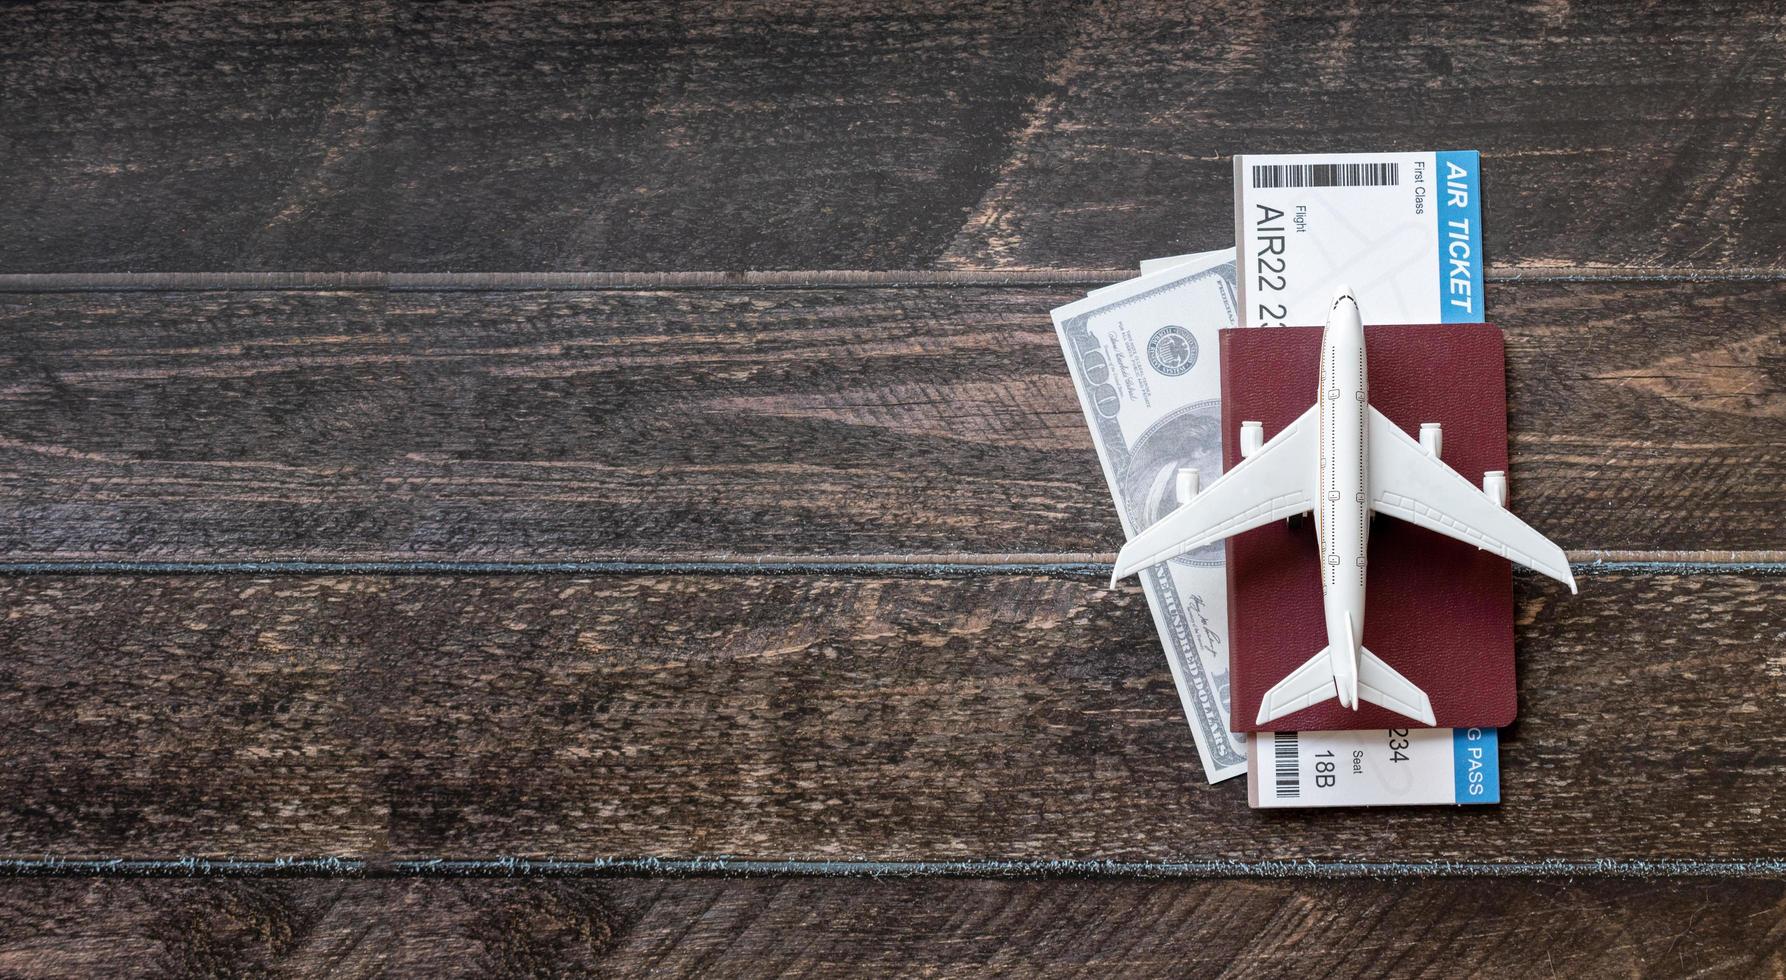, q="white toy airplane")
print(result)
[1110,286,1576,727]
